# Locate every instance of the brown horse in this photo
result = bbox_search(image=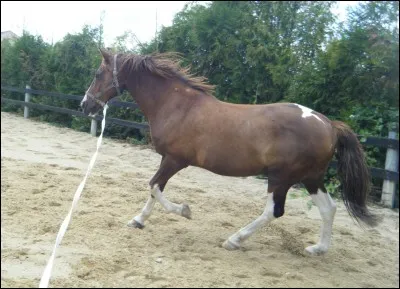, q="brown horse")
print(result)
[81,48,378,255]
